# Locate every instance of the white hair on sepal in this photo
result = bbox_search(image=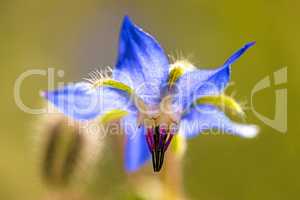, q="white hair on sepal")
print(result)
[168,50,197,72]
[168,49,193,63]
[83,66,113,85]
[222,82,249,122]
[170,59,196,72]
